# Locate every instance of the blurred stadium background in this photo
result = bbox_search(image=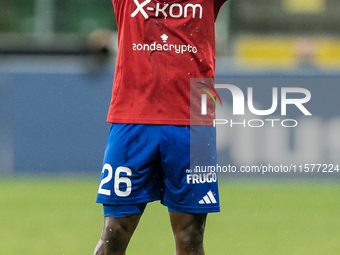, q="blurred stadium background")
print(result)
[0,0,339,254]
